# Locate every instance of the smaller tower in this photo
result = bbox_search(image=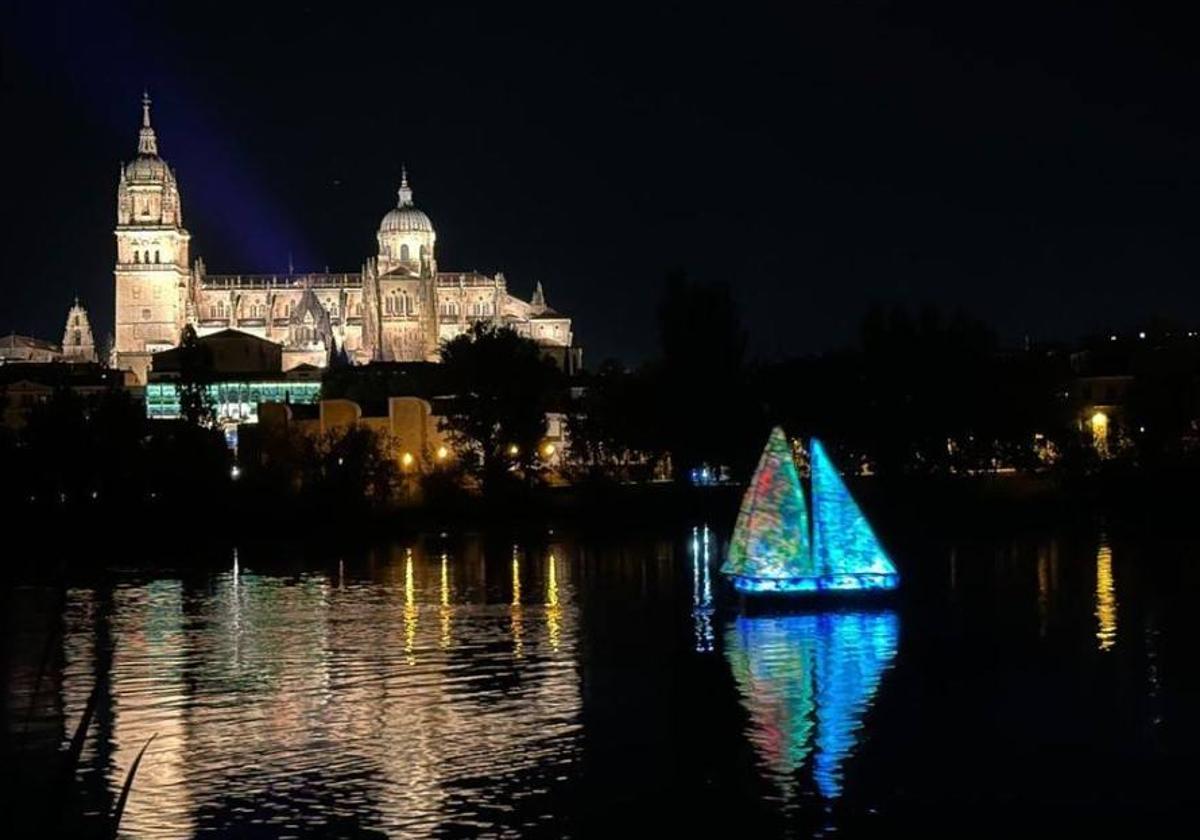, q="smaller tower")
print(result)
[61,298,98,363]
